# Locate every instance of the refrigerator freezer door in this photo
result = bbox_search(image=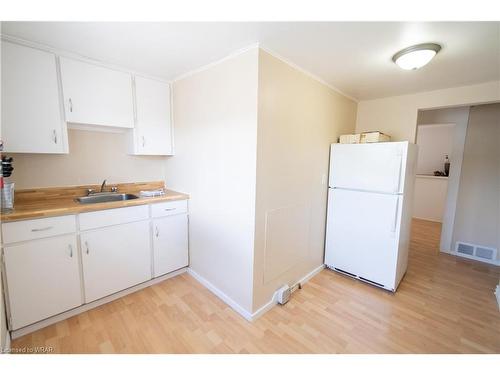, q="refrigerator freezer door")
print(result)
[325,188,400,289]
[329,142,406,193]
